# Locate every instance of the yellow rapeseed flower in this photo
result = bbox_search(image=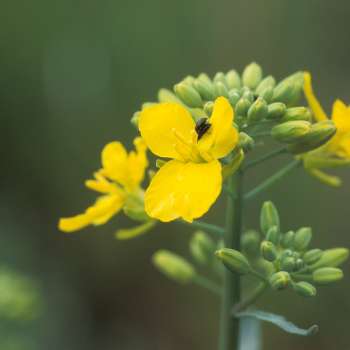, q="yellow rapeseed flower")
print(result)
[59,137,148,233]
[302,72,350,186]
[139,97,239,222]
